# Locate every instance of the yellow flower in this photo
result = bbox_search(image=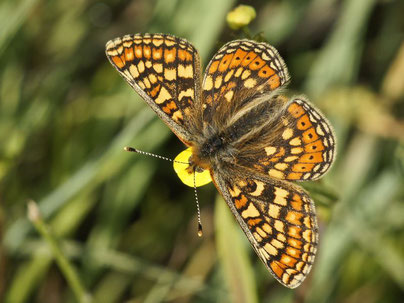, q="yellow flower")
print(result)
[173,148,212,187]
[226,5,256,30]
